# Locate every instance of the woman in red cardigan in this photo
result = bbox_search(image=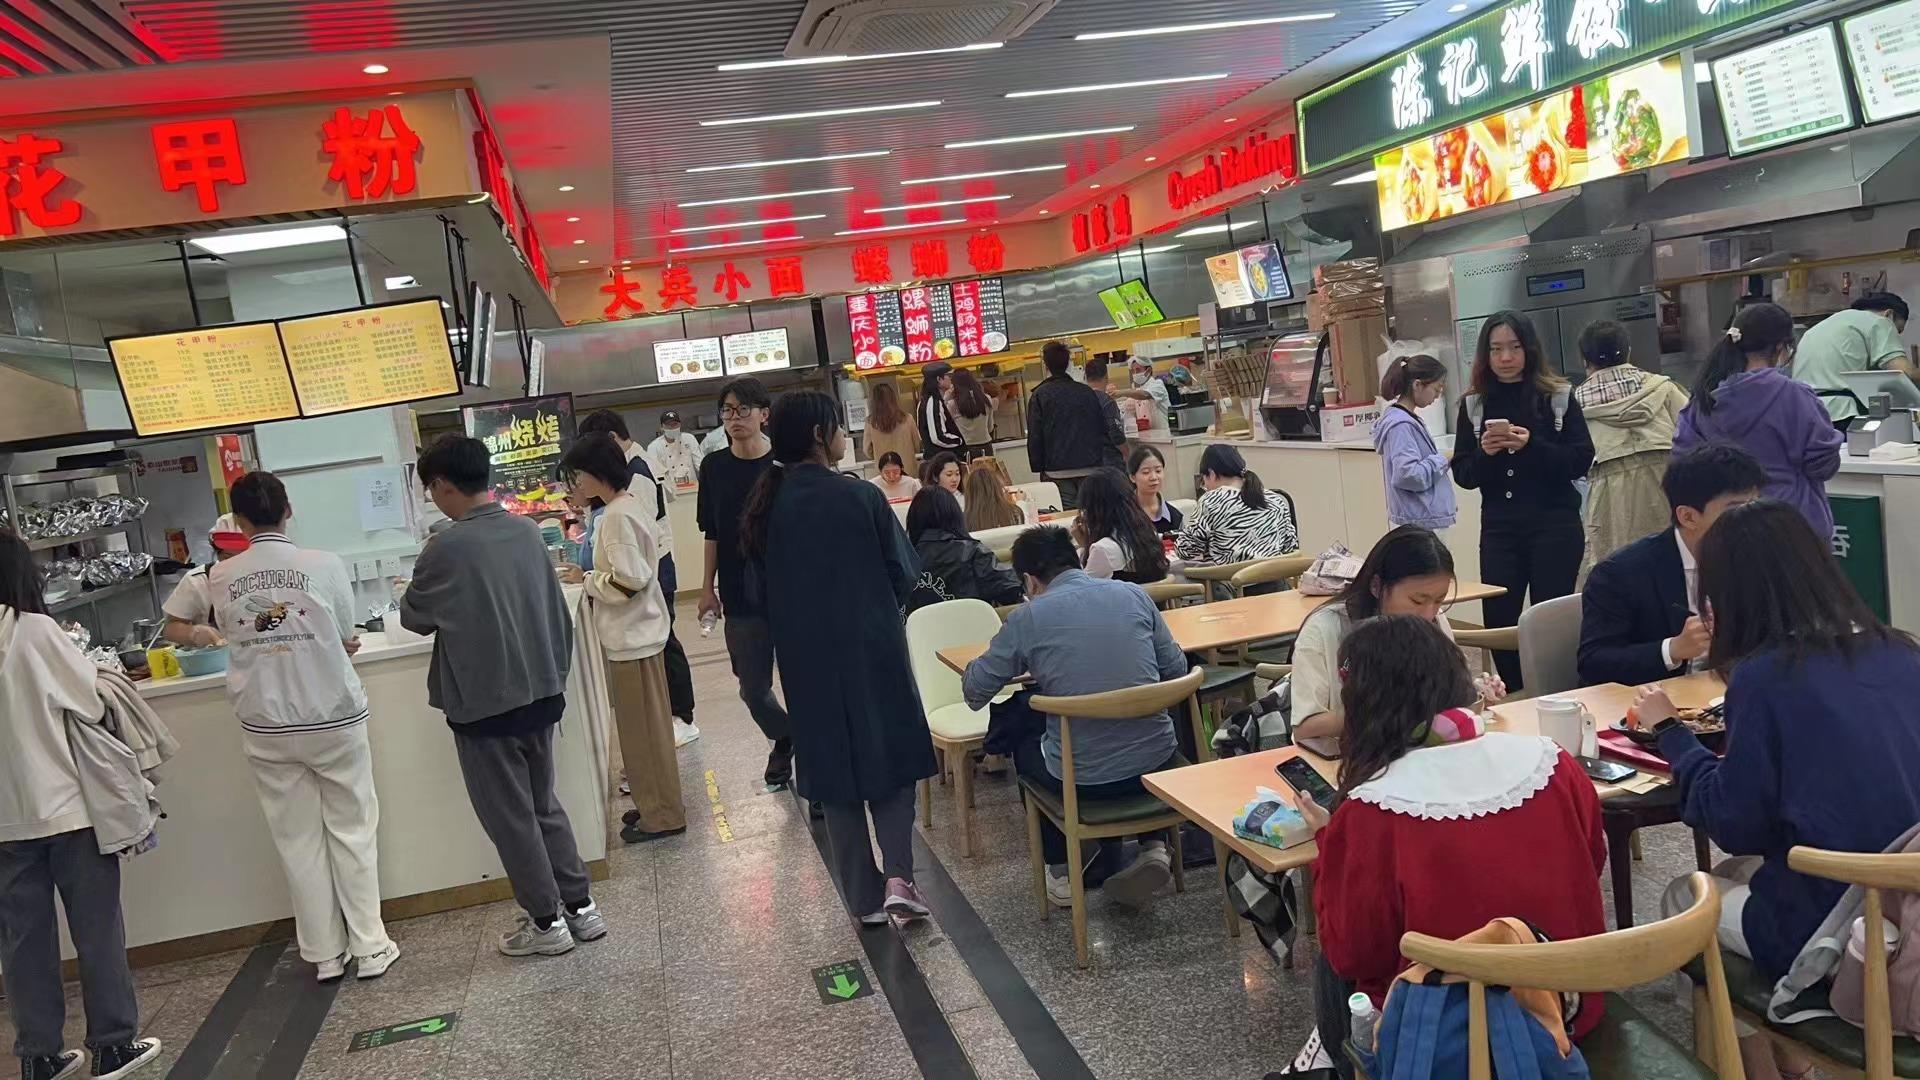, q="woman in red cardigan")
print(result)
[1295,615,1609,1070]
